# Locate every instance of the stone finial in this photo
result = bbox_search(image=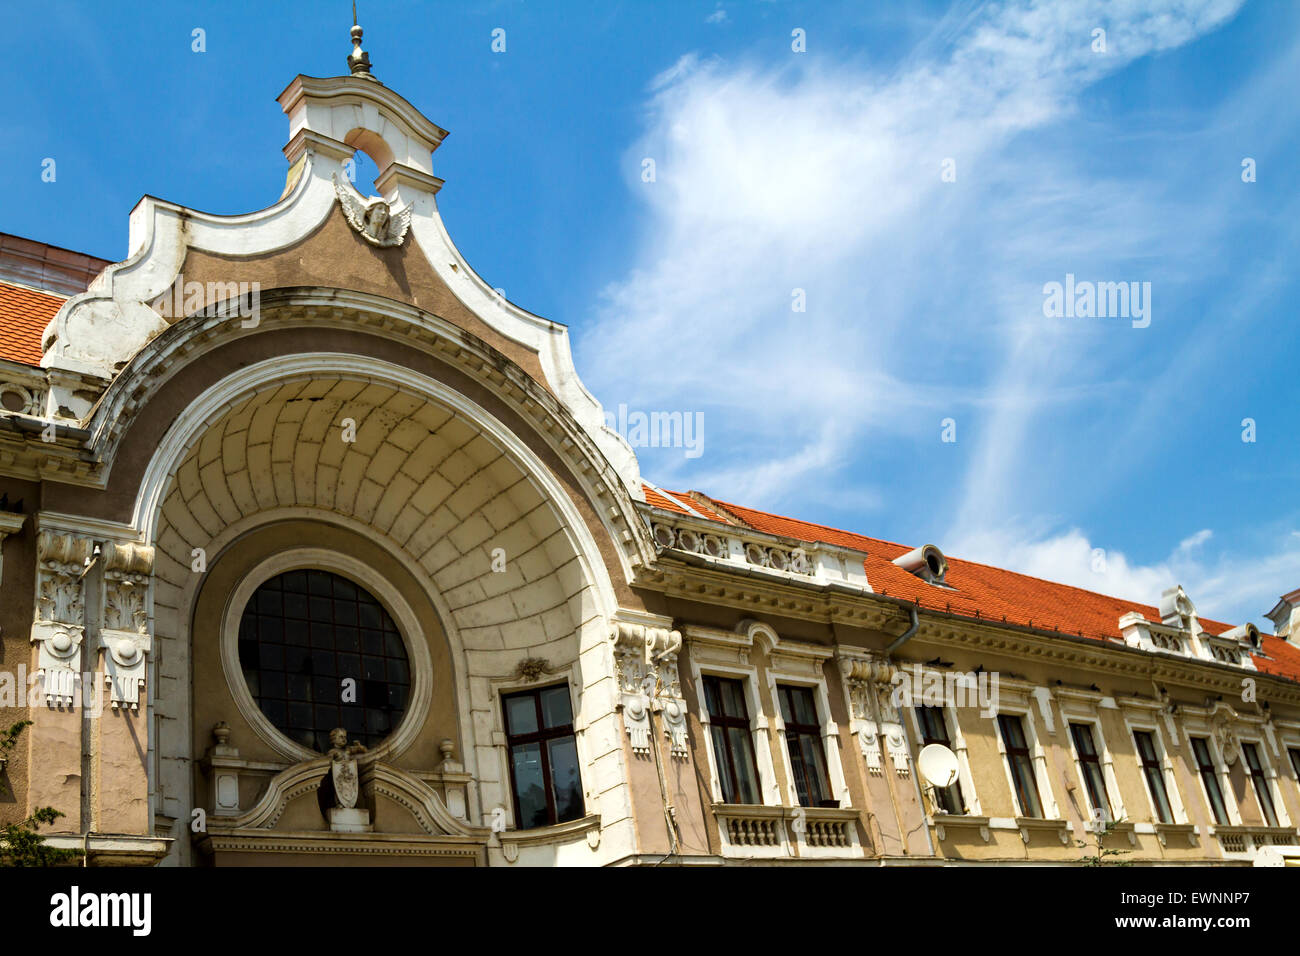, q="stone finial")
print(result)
[212,721,231,747]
